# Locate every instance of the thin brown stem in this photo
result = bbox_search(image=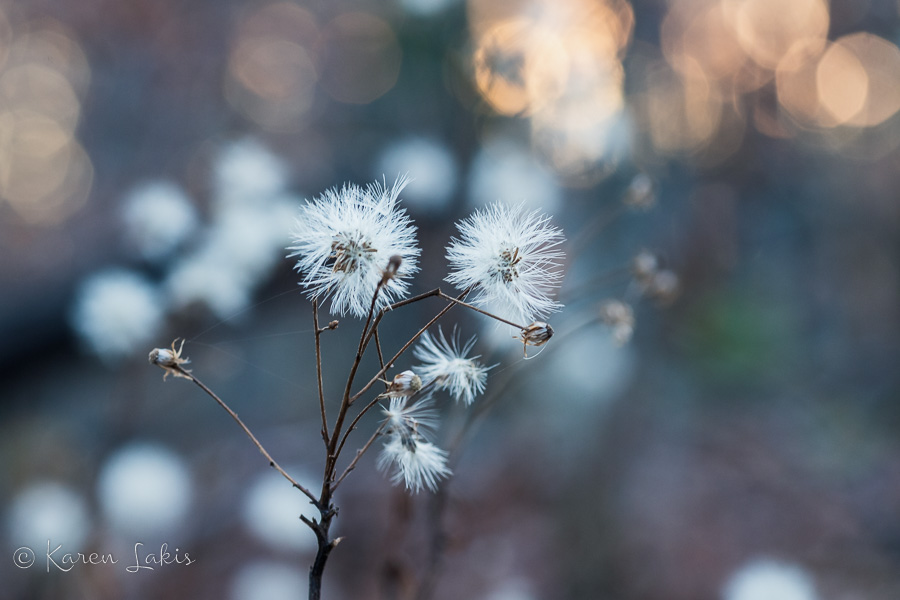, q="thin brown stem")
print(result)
[332,424,385,492]
[360,289,444,352]
[313,299,329,444]
[435,291,526,329]
[327,282,387,487]
[358,281,385,357]
[177,366,318,506]
[373,327,388,391]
